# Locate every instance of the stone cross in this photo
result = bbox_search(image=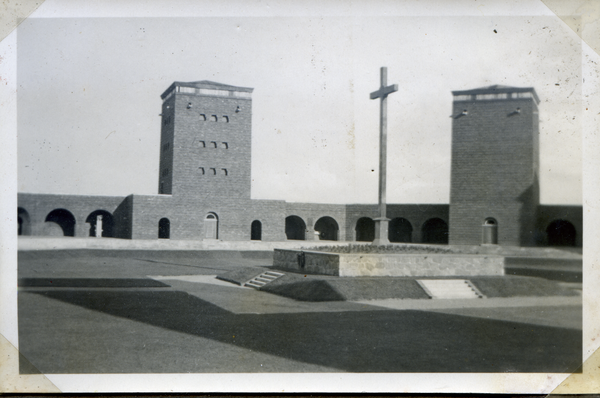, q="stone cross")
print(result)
[370,67,398,245]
